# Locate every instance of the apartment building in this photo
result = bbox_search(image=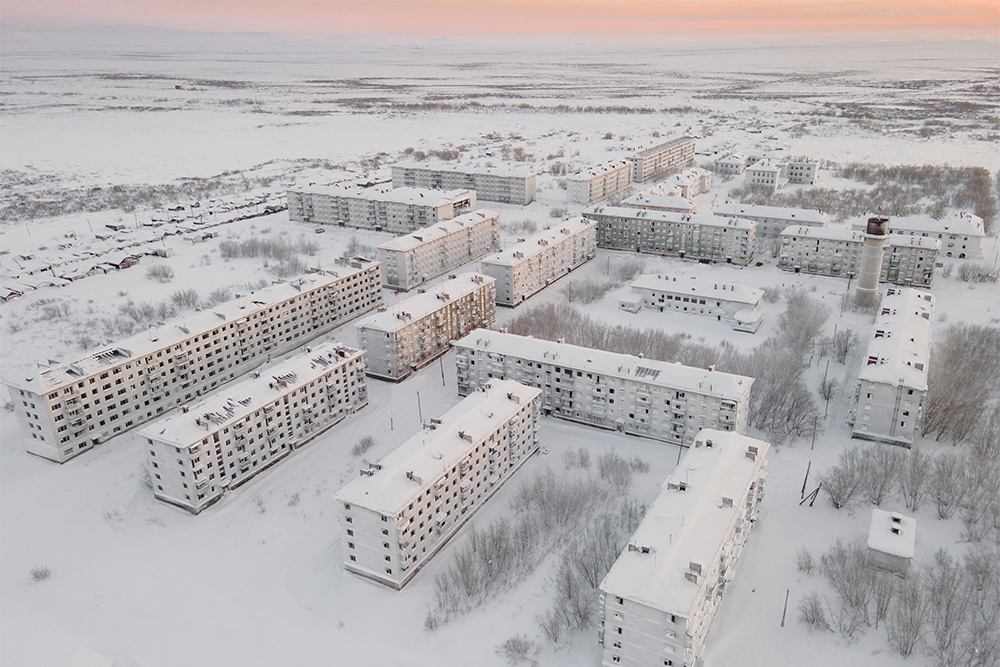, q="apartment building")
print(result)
[713,203,827,235]
[622,185,697,215]
[849,213,984,260]
[377,209,500,291]
[391,163,536,205]
[140,342,368,514]
[585,206,757,266]
[335,380,542,589]
[627,136,697,183]
[851,287,934,447]
[663,167,712,199]
[784,159,819,185]
[357,273,496,381]
[778,226,939,287]
[454,330,753,447]
[480,217,597,306]
[286,185,476,233]
[567,160,634,207]
[716,153,748,175]
[7,260,383,463]
[599,429,770,667]
[744,161,786,194]
[625,274,764,333]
